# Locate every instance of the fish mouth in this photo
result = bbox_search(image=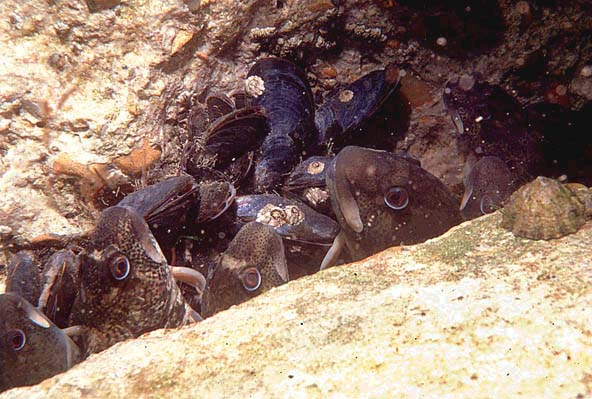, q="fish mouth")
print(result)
[327,150,364,234]
[449,108,465,134]
[460,185,474,211]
